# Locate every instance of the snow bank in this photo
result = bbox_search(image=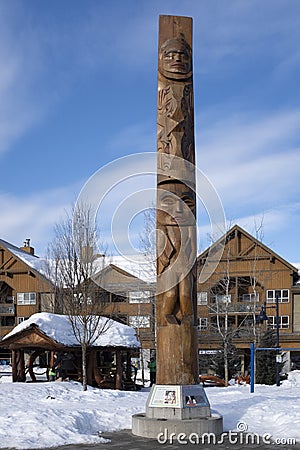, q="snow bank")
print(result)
[0,380,148,448]
[206,371,300,443]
